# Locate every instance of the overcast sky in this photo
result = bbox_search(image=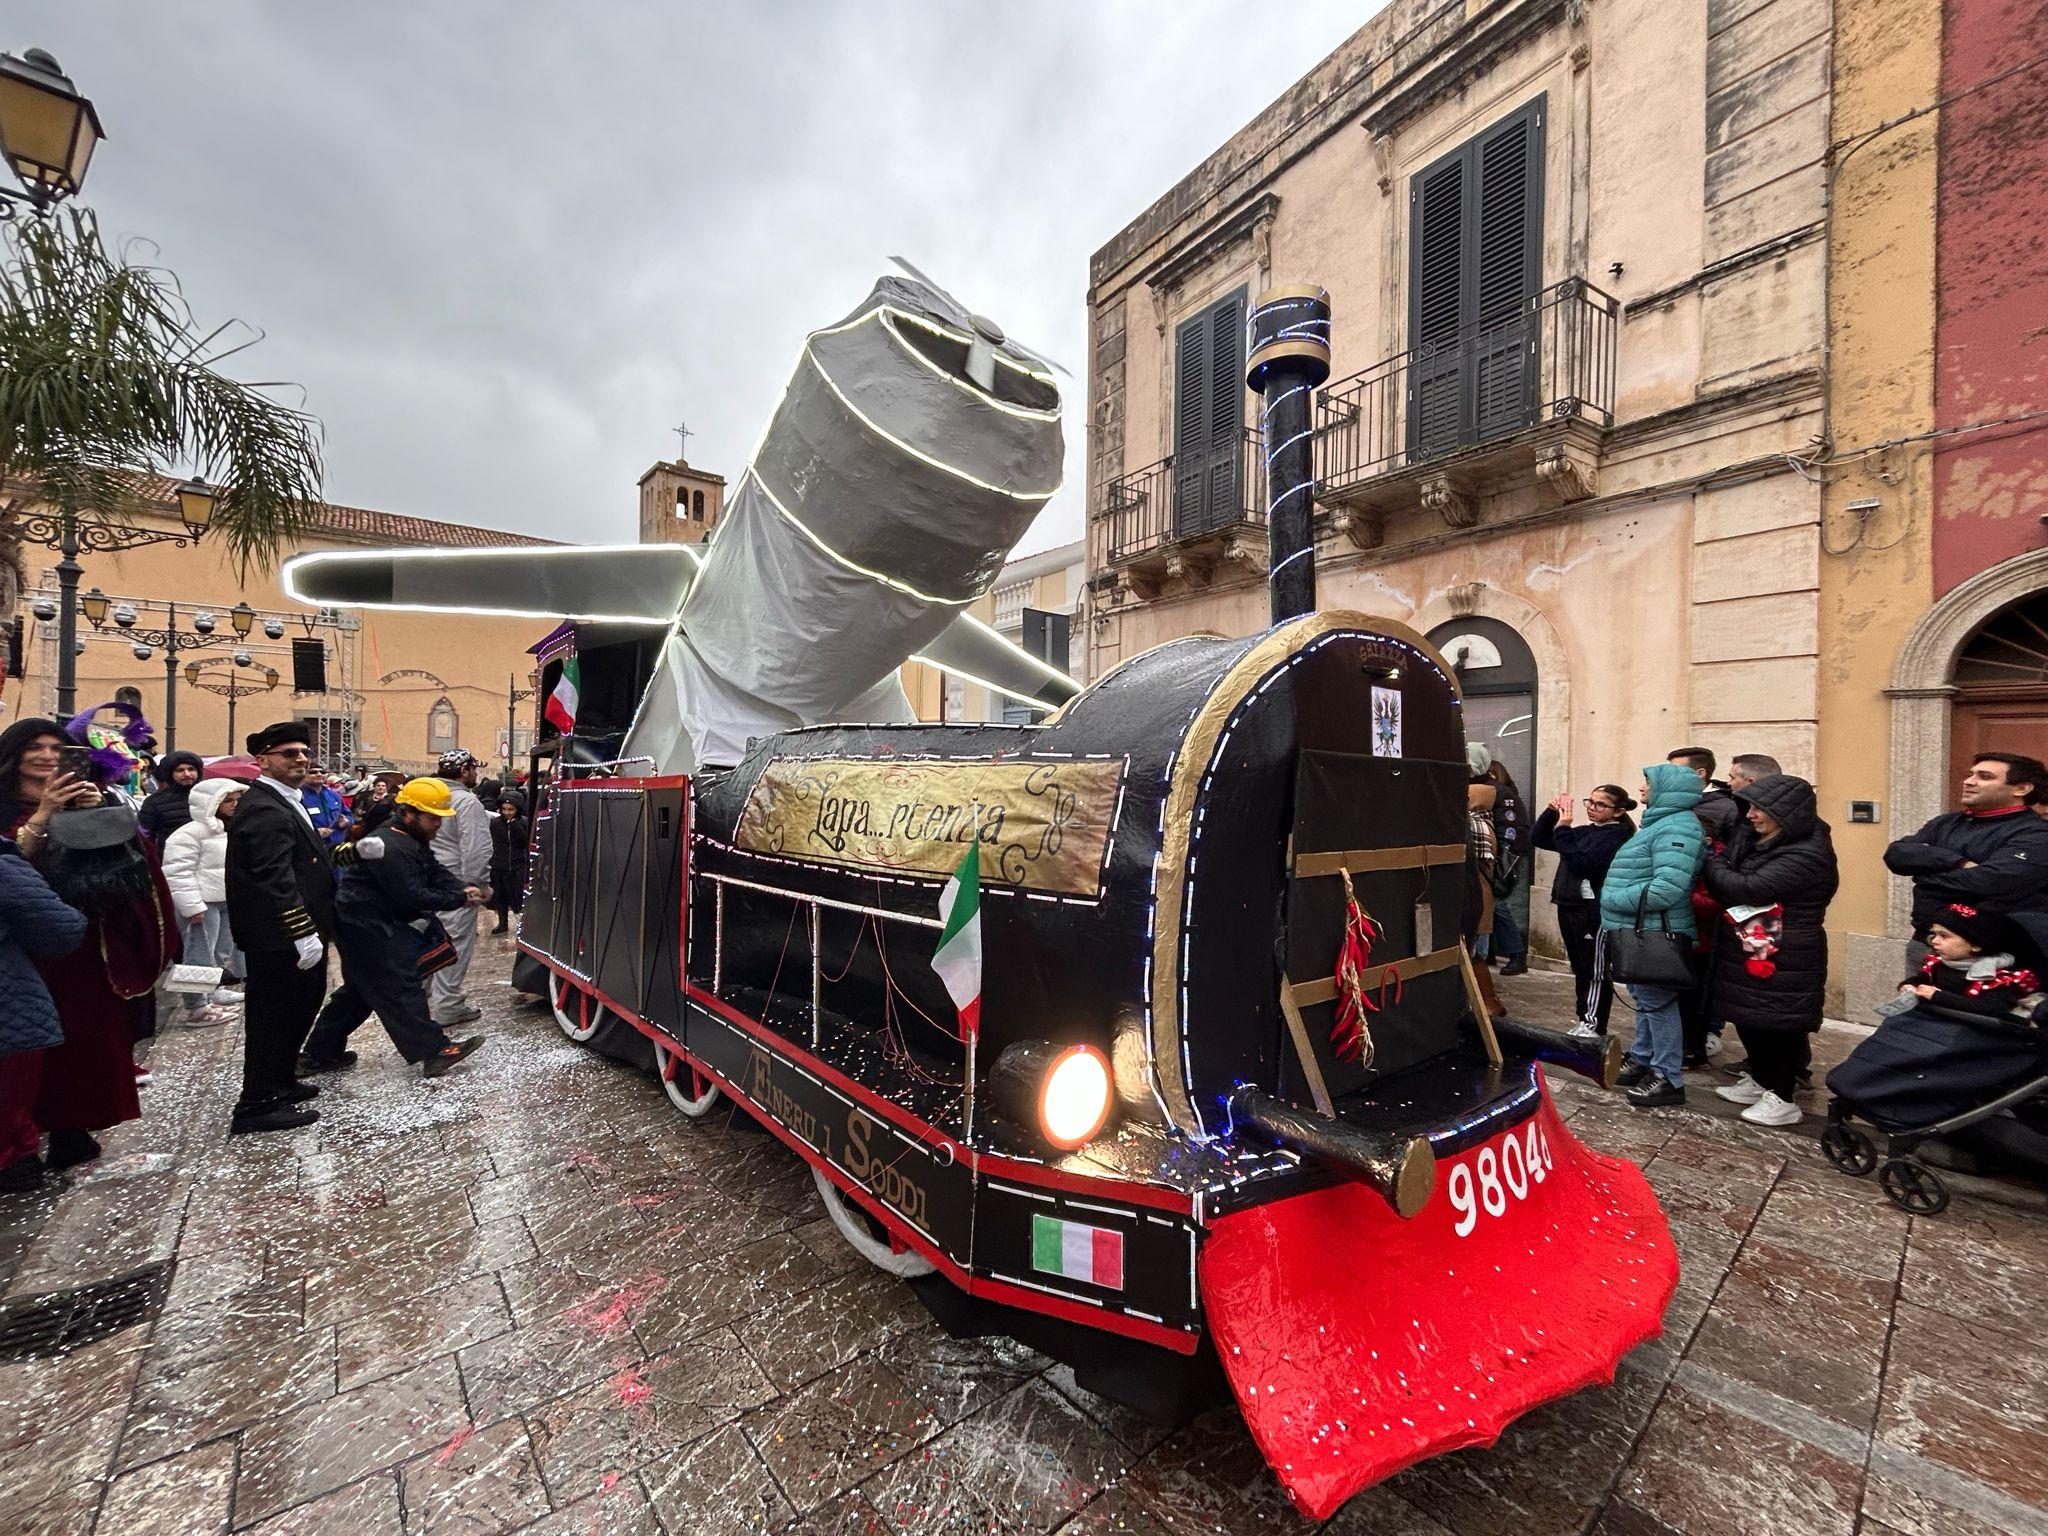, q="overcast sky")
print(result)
[11,2,1378,555]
